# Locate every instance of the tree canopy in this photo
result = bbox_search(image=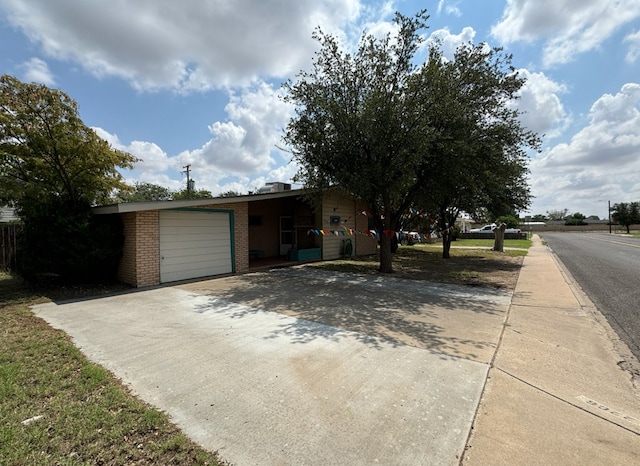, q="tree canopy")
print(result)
[283,11,539,270]
[114,181,174,203]
[0,75,136,281]
[611,202,640,233]
[172,187,213,200]
[0,75,136,209]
